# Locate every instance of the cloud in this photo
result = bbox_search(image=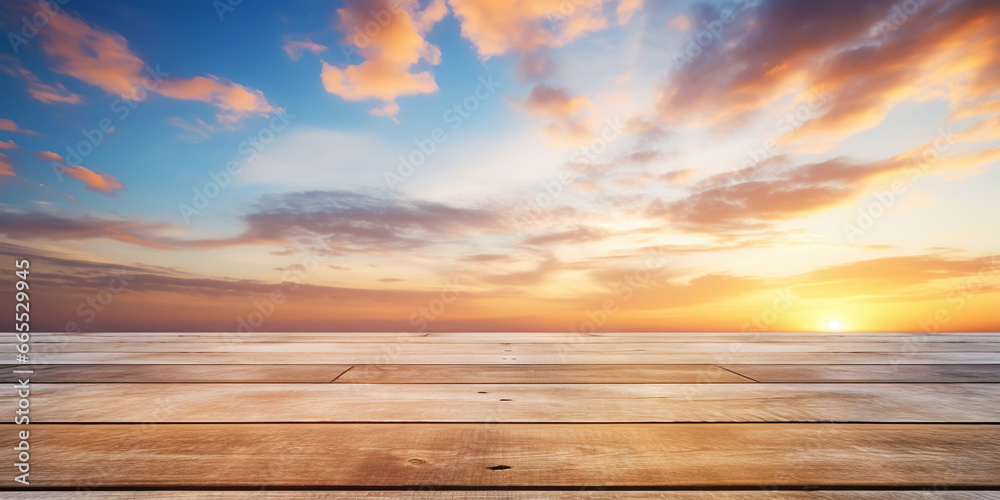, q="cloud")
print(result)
[525,226,609,245]
[35,151,125,195]
[514,52,556,82]
[0,213,170,249]
[647,121,1000,234]
[0,118,40,135]
[448,0,612,57]
[29,5,273,123]
[617,0,643,24]
[0,55,85,104]
[320,0,447,118]
[0,140,18,149]
[0,152,15,179]
[666,14,691,31]
[281,39,328,61]
[788,253,1000,301]
[482,253,561,286]
[658,0,1000,147]
[516,84,593,145]
[166,117,213,143]
[188,190,507,252]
